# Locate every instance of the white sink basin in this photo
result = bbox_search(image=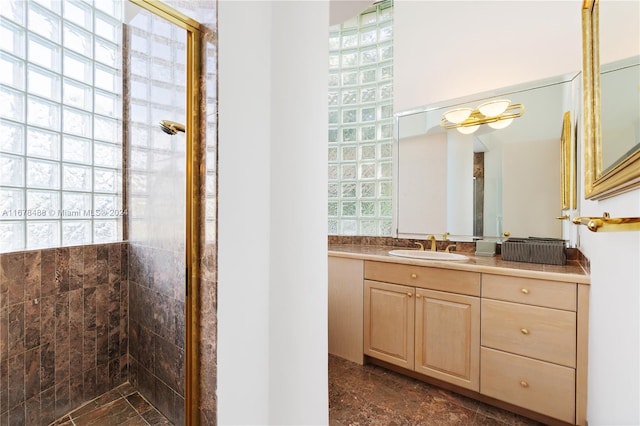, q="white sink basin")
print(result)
[388,249,469,261]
